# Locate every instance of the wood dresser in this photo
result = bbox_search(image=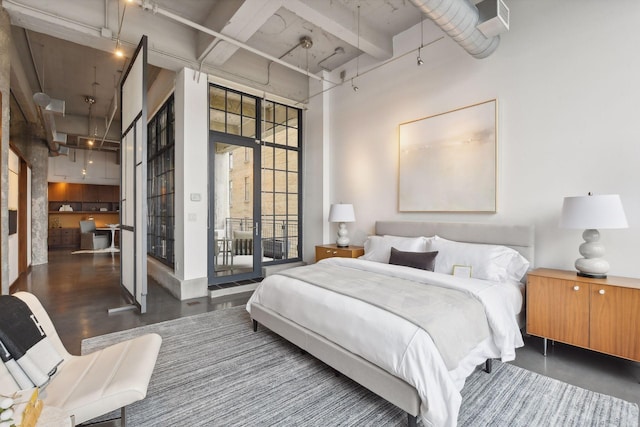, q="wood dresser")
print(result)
[526,268,640,361]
